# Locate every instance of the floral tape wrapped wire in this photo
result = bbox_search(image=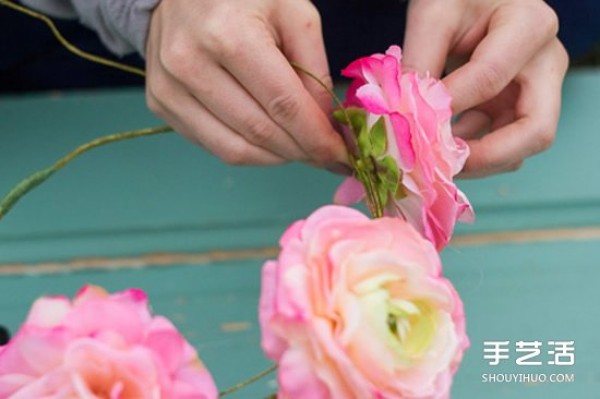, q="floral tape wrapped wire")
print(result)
[260,205,469,399]
[334,45,474,251]
[0,285,218,399]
